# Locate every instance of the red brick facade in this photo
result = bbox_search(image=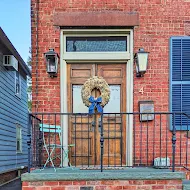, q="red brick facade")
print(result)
[30,0,190,176]
[22,180,183,190]
[31,0,190,113]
